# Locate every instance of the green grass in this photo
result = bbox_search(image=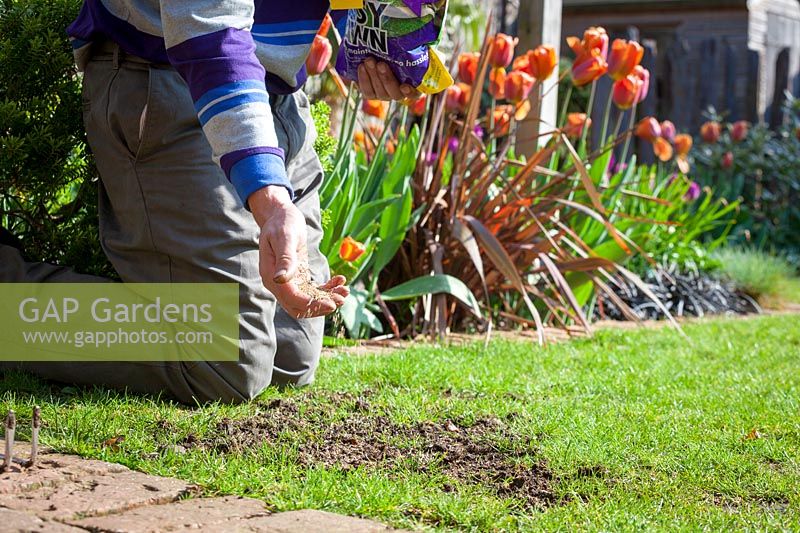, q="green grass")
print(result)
[2,315,799,531]
[714,247,799,303]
